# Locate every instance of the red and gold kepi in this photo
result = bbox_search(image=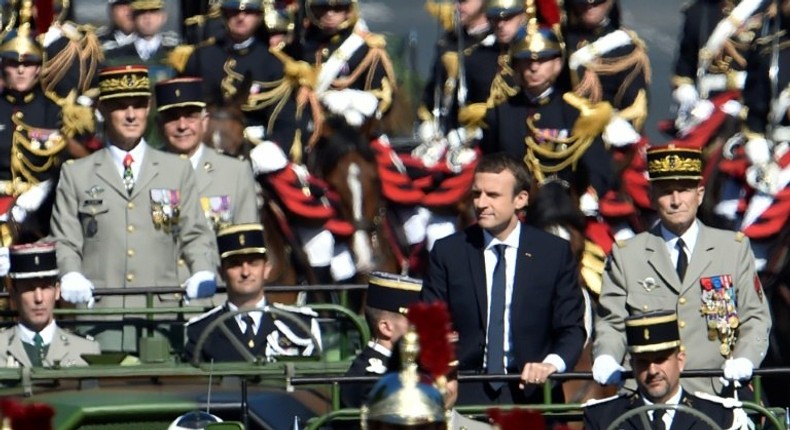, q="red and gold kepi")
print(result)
[646,144,703,182]
[98,65,151,101]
